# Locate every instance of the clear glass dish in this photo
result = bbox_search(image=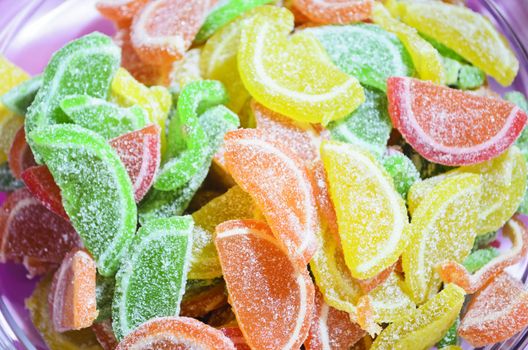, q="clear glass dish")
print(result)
[0,0,527,349]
